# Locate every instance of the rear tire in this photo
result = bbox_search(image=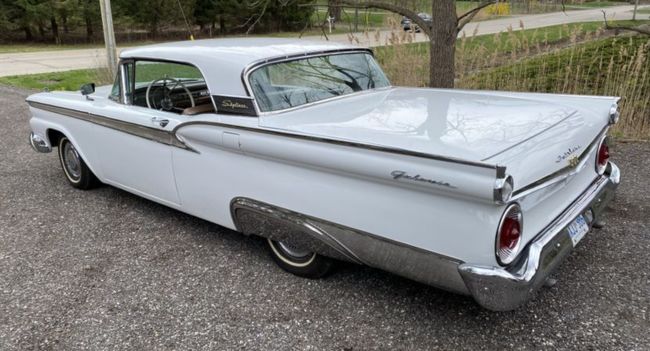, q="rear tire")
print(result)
[267,238,334,279]
[57,136,100,190]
